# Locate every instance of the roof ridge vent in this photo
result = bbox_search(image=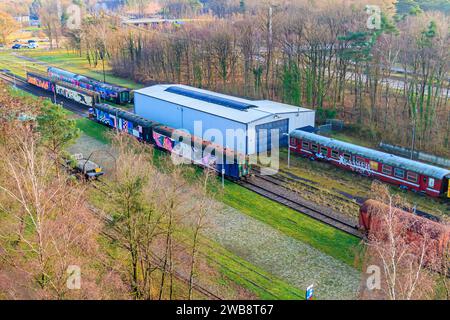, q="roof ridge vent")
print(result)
[165,86,255,111]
